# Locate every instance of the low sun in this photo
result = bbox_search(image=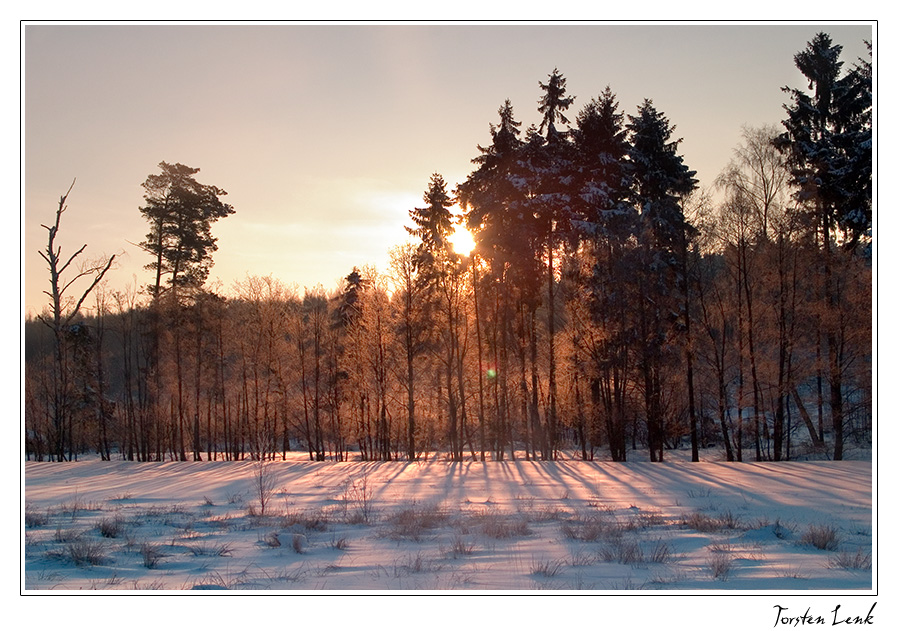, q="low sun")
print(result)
[448,224,476,256]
